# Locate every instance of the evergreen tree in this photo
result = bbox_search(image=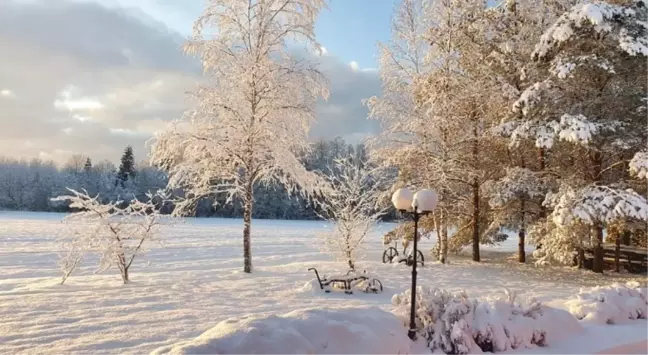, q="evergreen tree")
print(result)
[83,158,92,174]
[116,146,136,187]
